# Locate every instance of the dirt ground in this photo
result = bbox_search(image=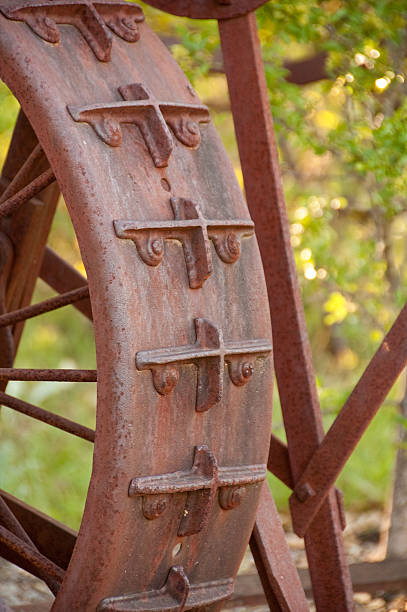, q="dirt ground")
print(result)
[1,510,406,611]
